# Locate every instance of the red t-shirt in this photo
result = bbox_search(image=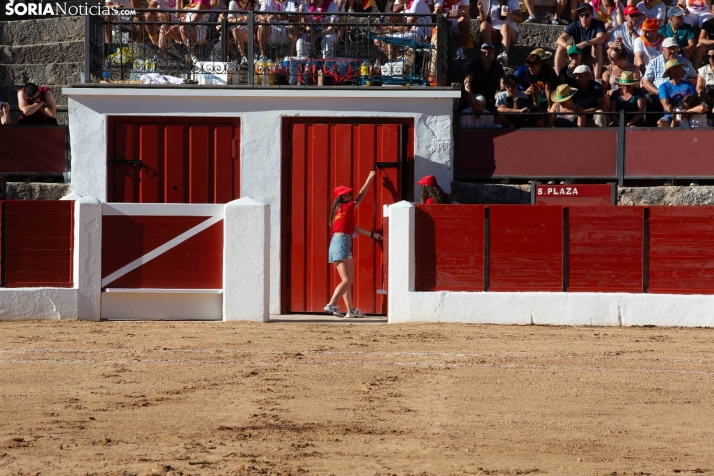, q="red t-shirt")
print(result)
[333,201,355,234]
[425,198,435,204]
[18,86,57,125]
